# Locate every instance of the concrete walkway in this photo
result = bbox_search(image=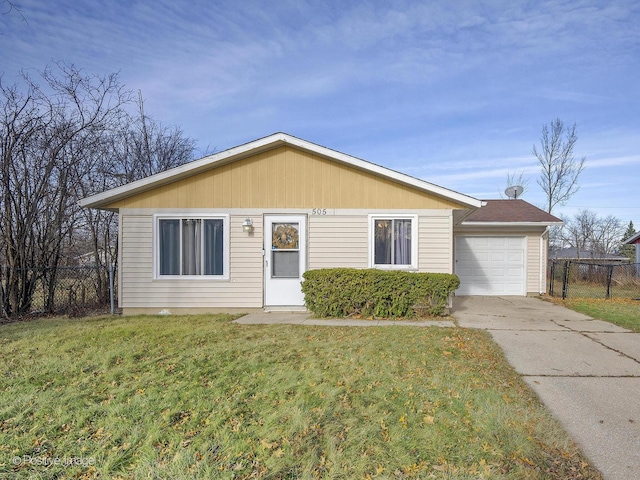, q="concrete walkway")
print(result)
[453,296,640,480]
